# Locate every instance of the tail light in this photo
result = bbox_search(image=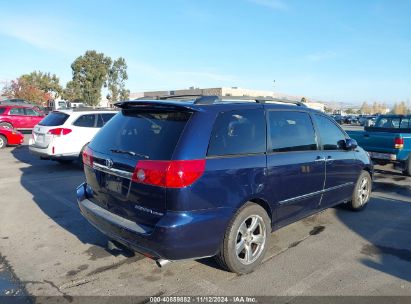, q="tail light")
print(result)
[48,128,72,136]
[82,146,94,167]
[394,137,404,149]
[132,160,206,188]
